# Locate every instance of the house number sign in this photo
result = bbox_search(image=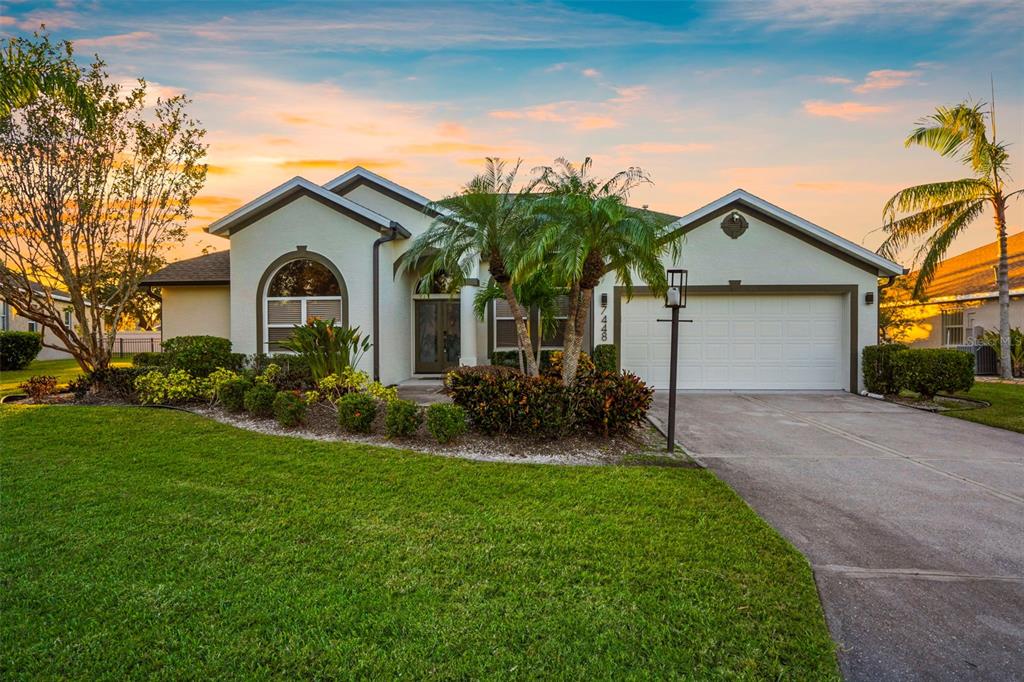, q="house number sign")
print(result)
[599,293,608,342]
